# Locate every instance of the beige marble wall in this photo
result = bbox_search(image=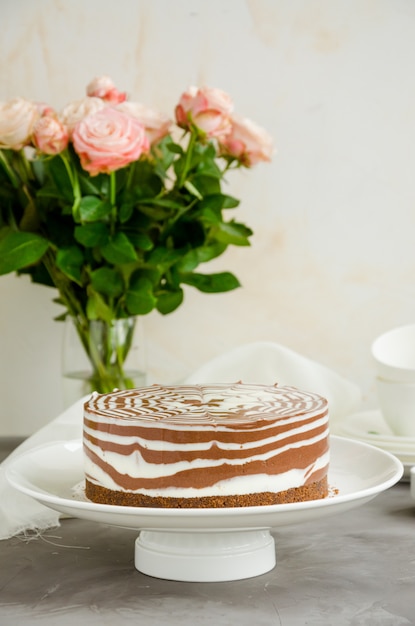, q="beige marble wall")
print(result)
[2,0,415,435]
